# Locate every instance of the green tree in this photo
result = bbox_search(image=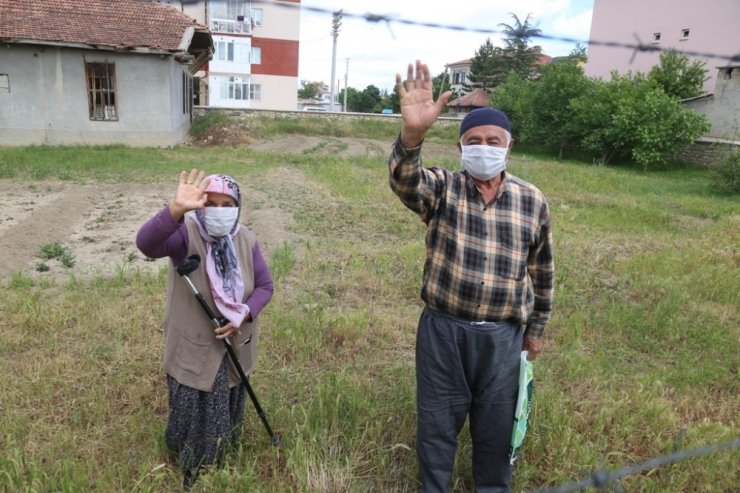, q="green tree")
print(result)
[571,71,709,168]
[648,50,707,99]
[465,38,509,91]
[498,13,543,79]
[341,85,383,113]
[523,62,591,158]
[489,72,535,141]
[568,43,588,63]
[298,81,321,100]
